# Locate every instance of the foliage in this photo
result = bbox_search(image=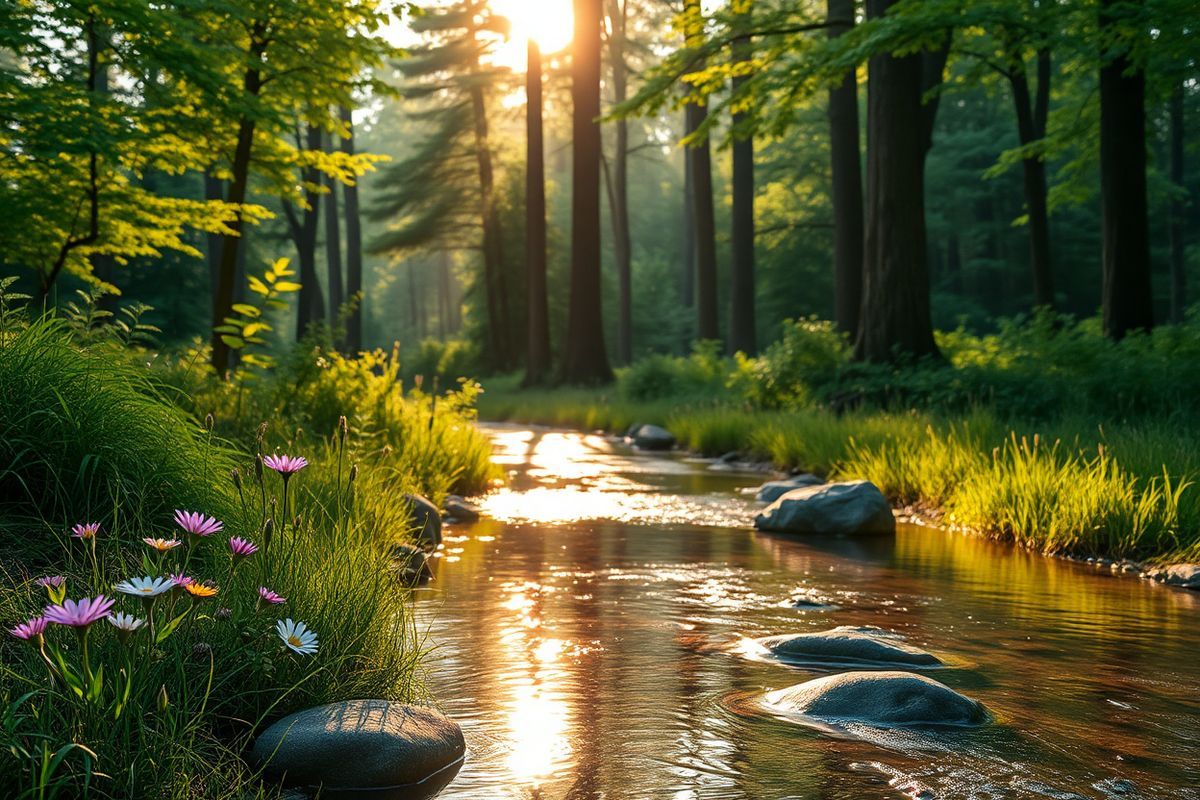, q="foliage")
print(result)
[213,258,302,372]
